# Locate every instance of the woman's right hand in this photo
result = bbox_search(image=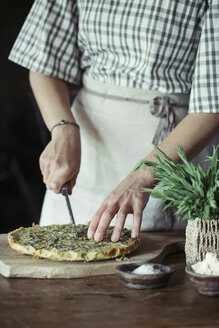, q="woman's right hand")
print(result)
[39,124,81,194]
